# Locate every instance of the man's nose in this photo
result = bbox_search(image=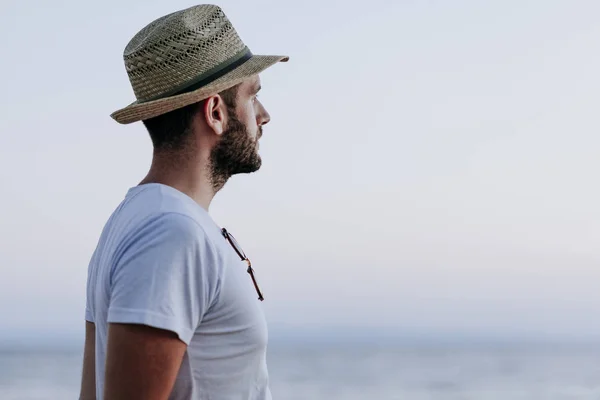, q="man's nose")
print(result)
[258,102,270,126]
